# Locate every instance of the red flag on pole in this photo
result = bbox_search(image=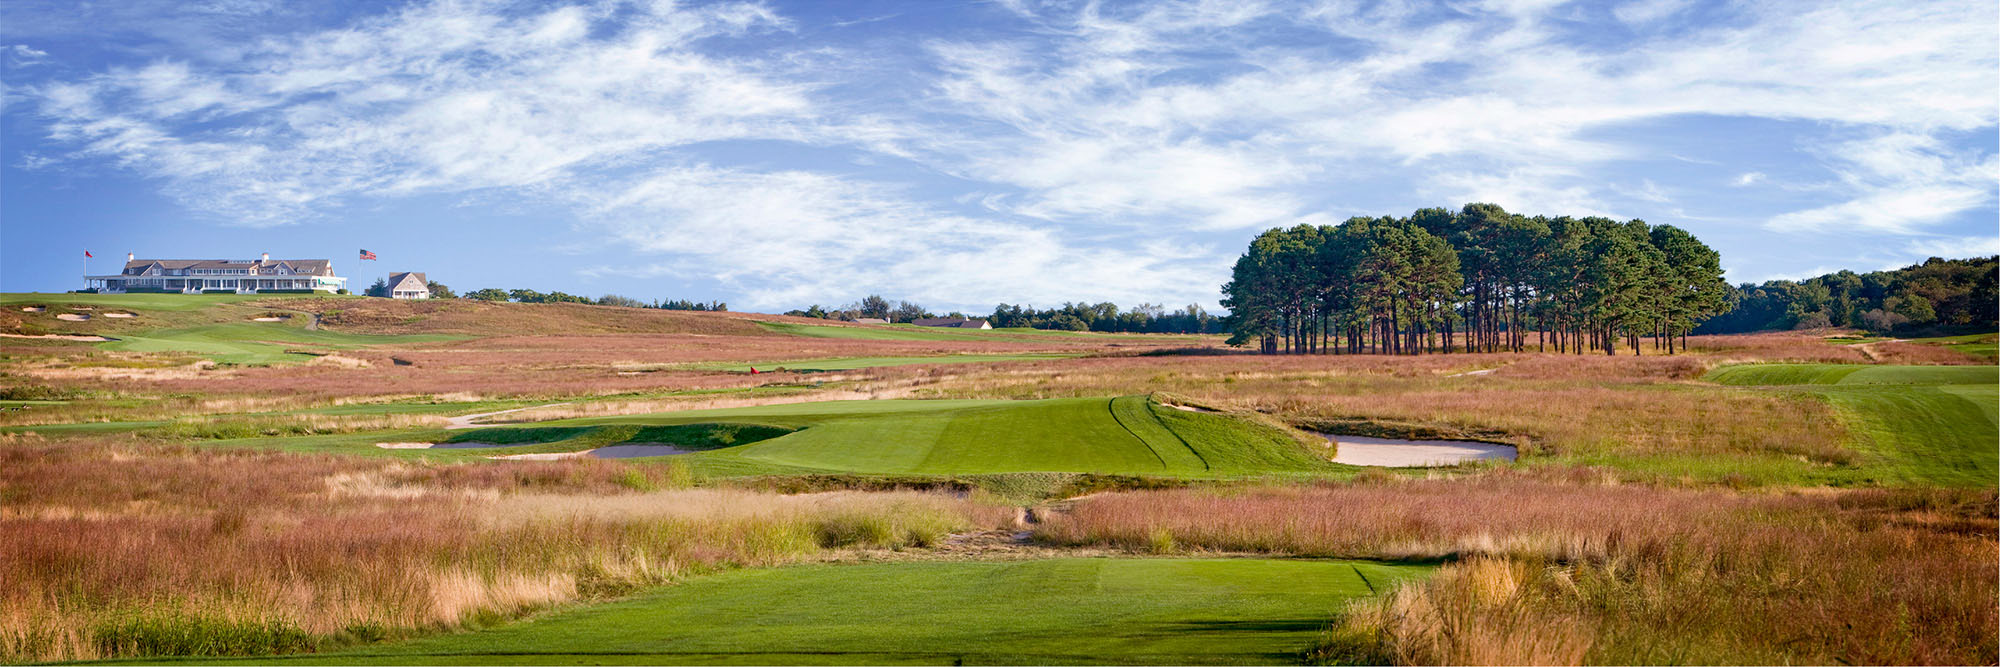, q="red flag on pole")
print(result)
[84,250,93,258]
[749,367,758,374]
